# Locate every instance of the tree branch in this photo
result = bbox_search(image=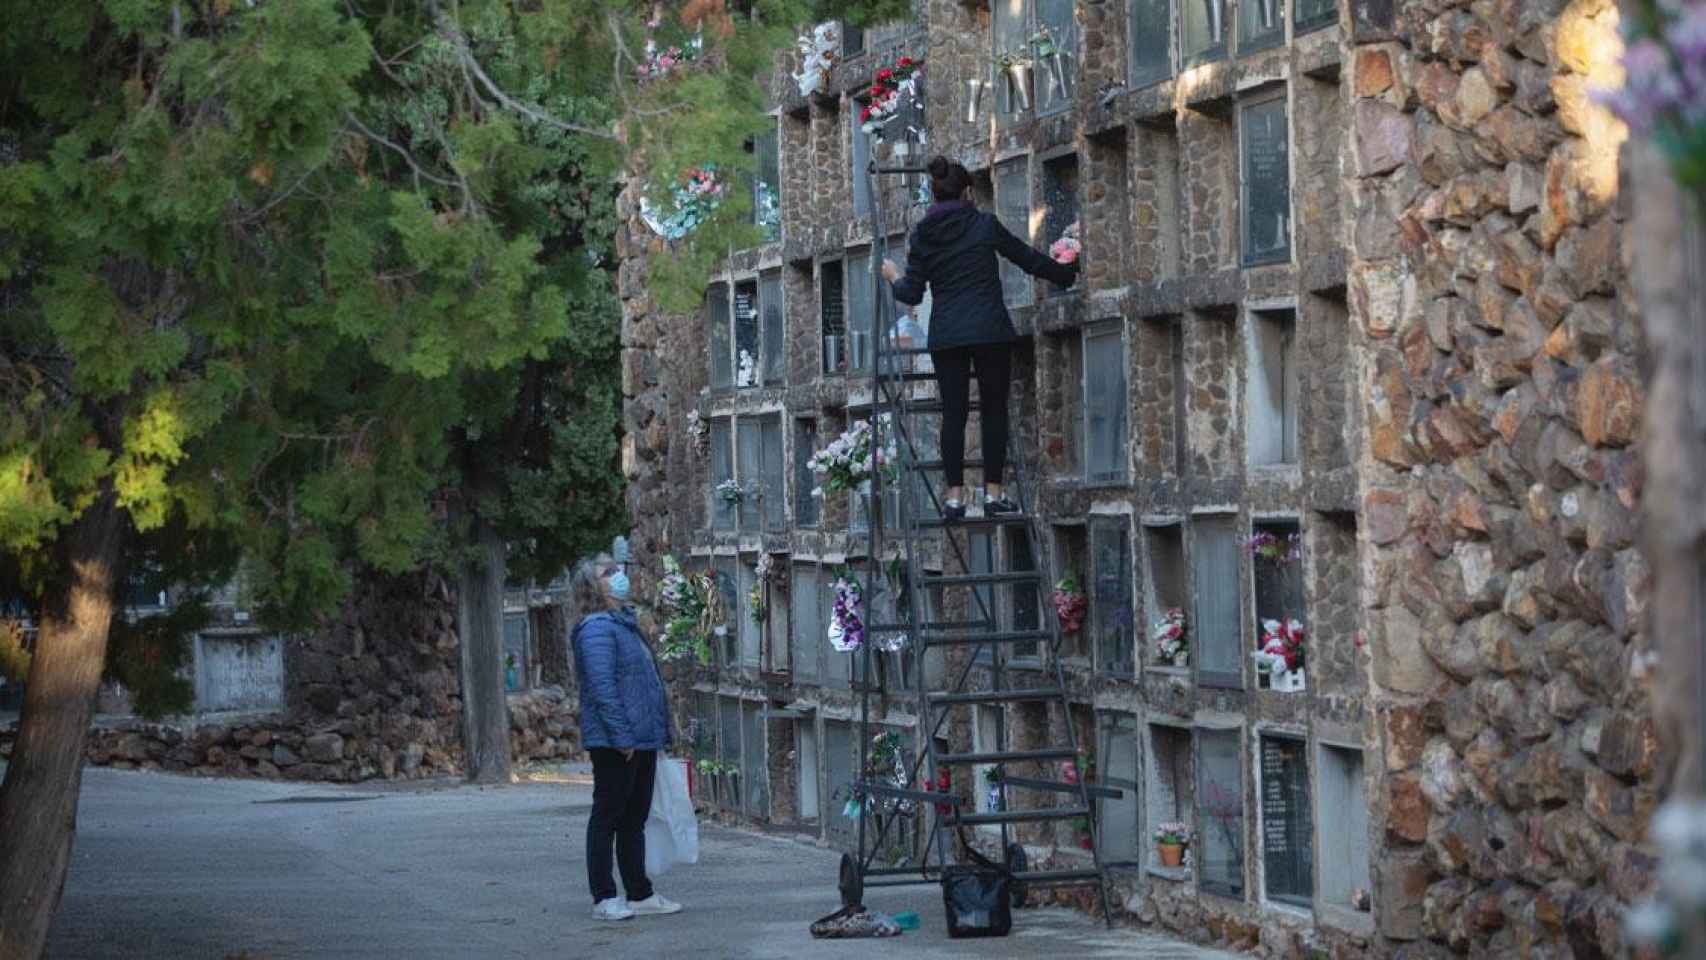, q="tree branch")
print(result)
[446,27,616,141]
[342,113,460,193]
